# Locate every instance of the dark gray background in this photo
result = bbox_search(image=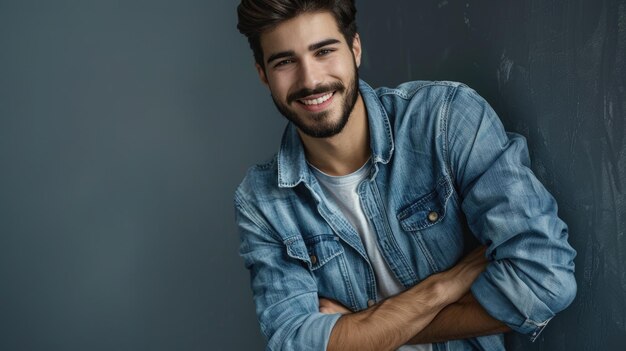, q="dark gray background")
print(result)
[0,0,624,350]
